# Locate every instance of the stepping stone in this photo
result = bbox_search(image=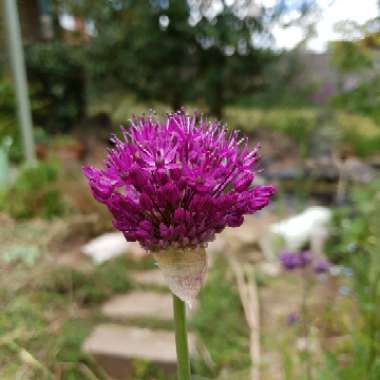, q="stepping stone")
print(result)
[83,324,195,378]
[102,291,197,321]
[131,269,167,288]
[102,291,173,321]
[258,261,281,277]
